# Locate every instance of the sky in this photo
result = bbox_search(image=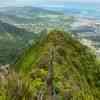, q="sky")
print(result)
[0,0,100,7]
